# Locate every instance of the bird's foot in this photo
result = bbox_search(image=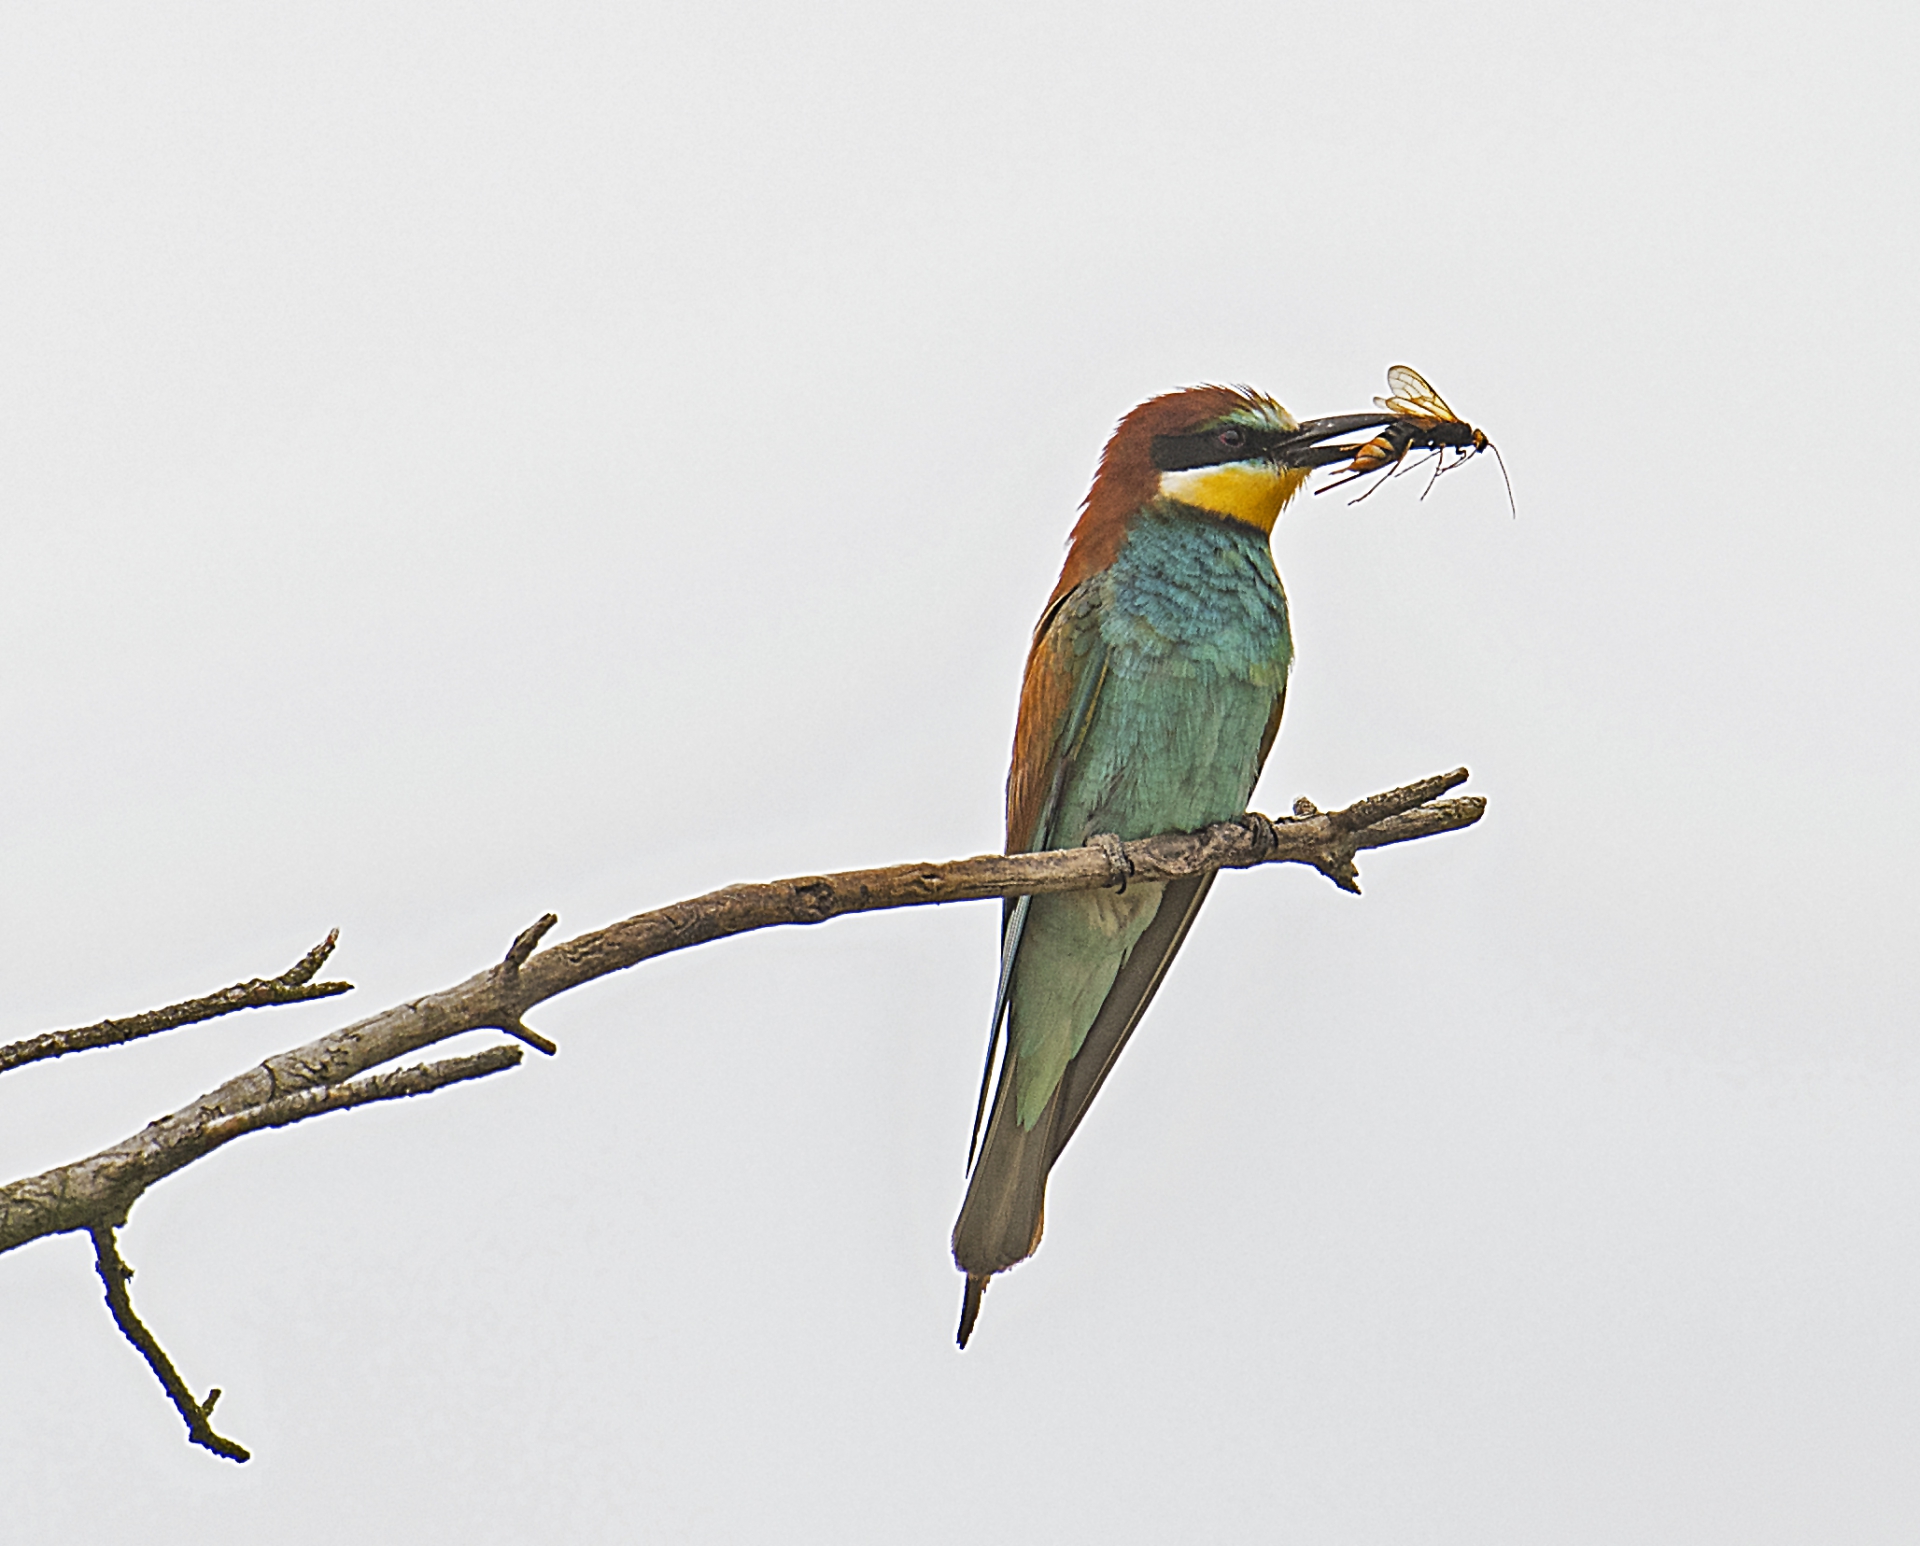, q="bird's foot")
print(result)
[1086,832,1133,894]
[1237,810,1280,858]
